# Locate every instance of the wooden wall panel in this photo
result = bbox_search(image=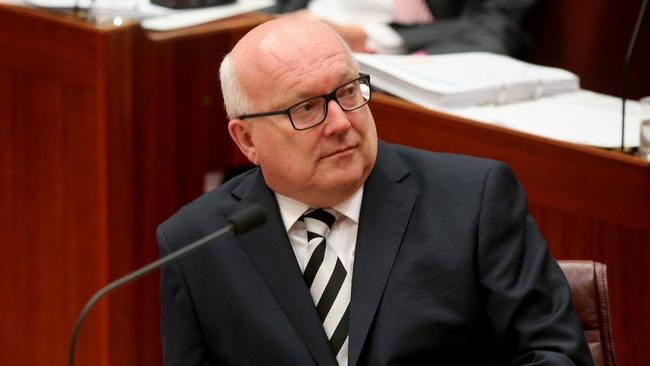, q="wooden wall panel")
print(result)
[0,60,108,365]
[1,6,138,366]
[531,203,650,366]
[1,6,266,365]
[526,0,650,100]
